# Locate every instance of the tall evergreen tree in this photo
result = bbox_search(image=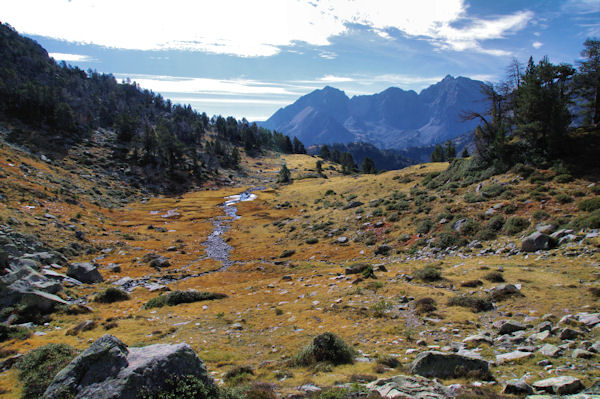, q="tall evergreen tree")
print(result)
[576,38,600,125]
[430,144,445,162]
[444,140,456,160]
[361,157,377,174]
[278,164,291,183]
